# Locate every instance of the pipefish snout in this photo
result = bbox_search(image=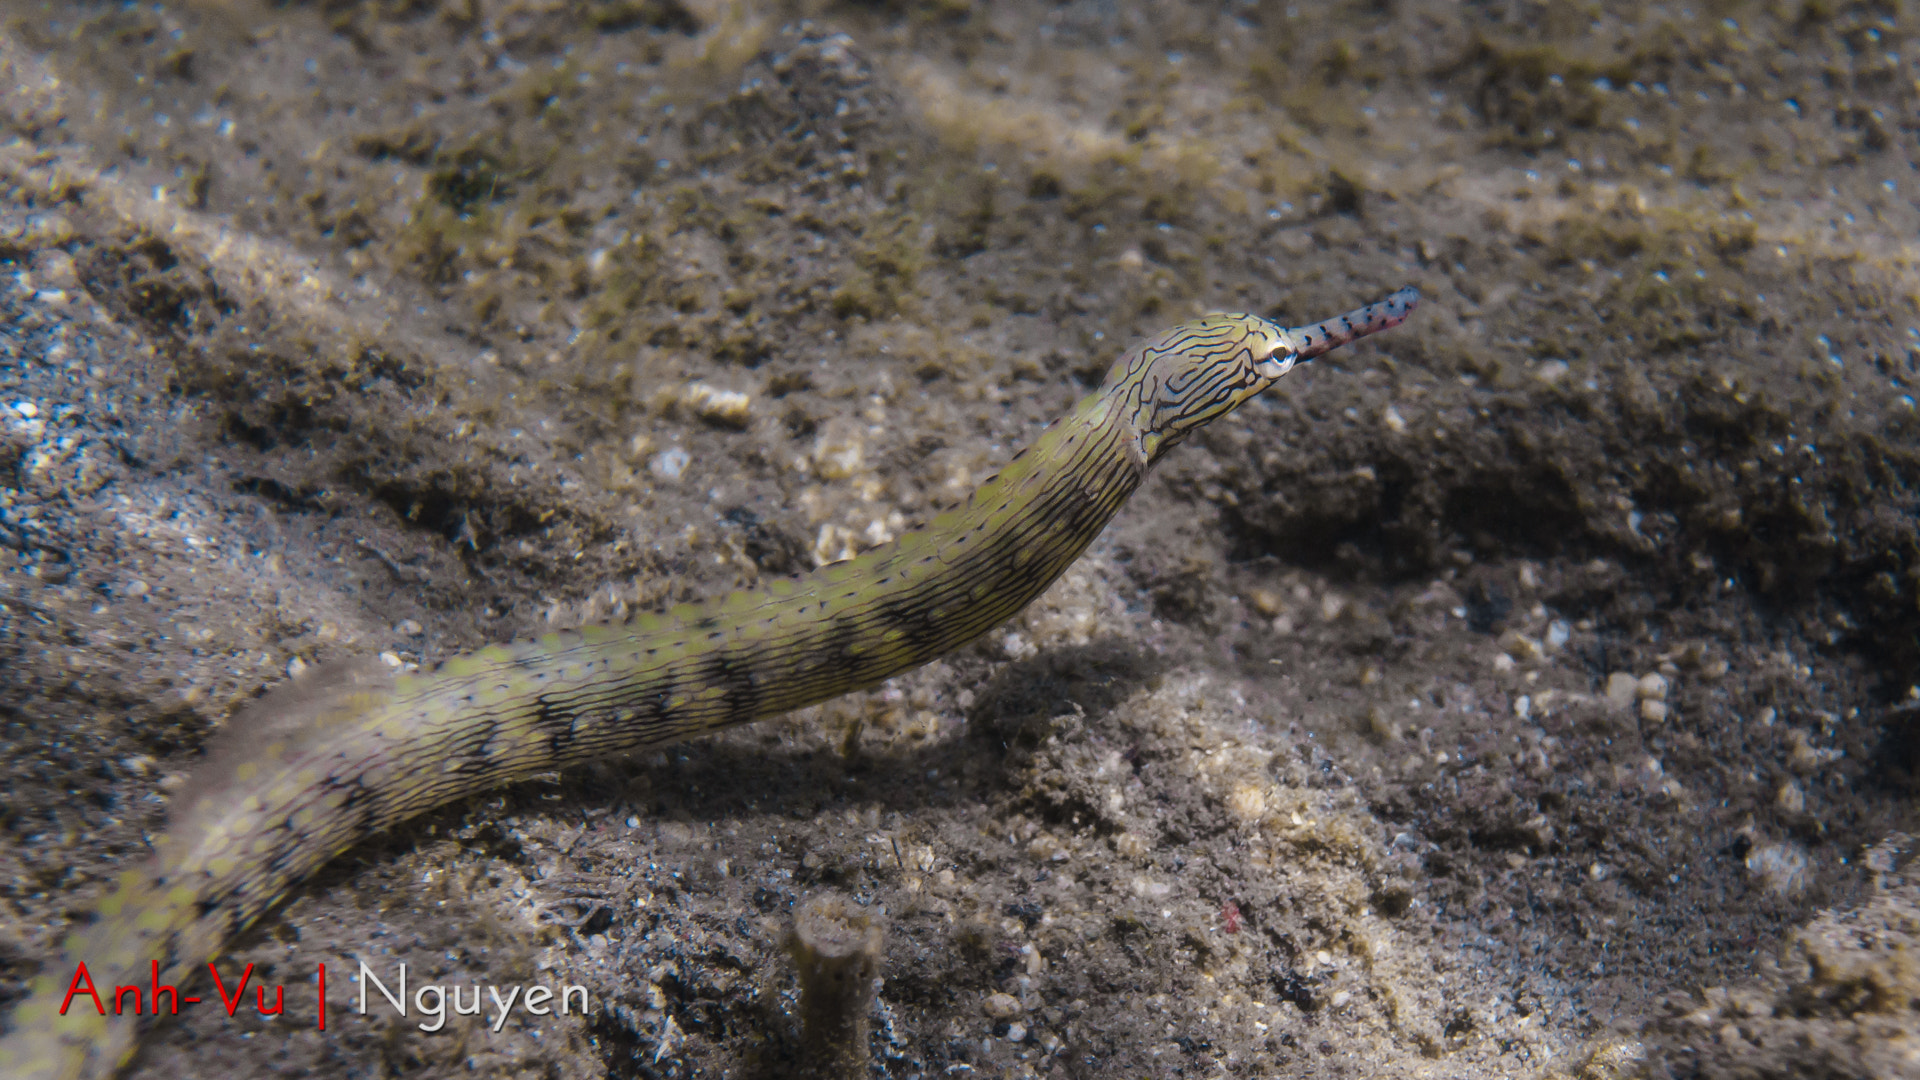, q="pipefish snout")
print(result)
[0,287,1418,1080]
